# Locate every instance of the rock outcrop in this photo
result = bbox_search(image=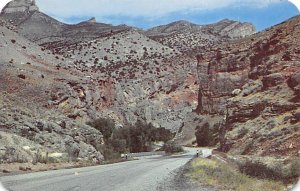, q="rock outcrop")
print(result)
[146,19,256,52]
[87,17,97,23]
[1,0,38,14]
[189,15,300,157]
[0,0,131,44]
